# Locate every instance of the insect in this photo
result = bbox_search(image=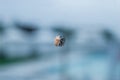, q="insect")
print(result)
[54,34,65,47]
